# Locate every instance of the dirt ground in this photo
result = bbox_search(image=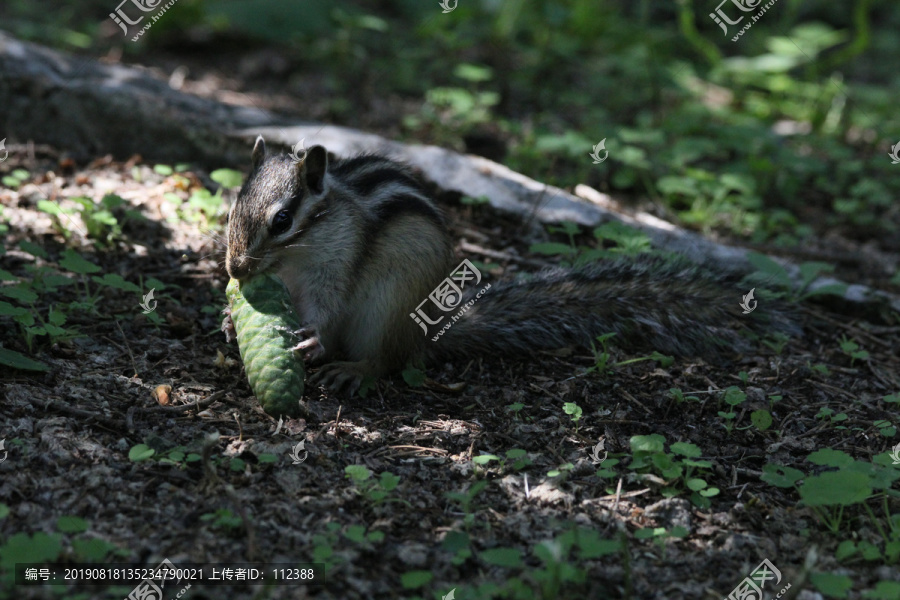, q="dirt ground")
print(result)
[1,48,899,600]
